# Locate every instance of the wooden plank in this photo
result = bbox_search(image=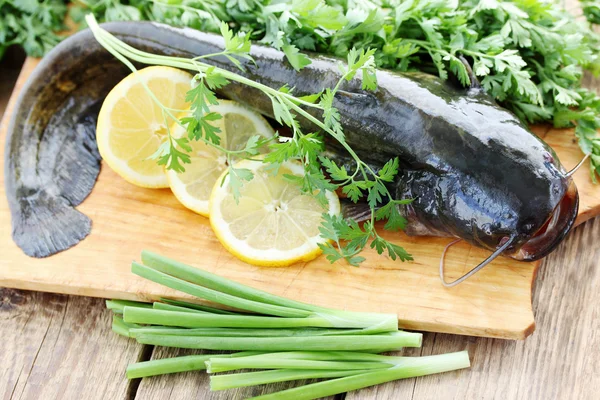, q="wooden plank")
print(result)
[345,218,600,400]
[0,55,597,340]
[0,289,146,400]
[134,347,338,400]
